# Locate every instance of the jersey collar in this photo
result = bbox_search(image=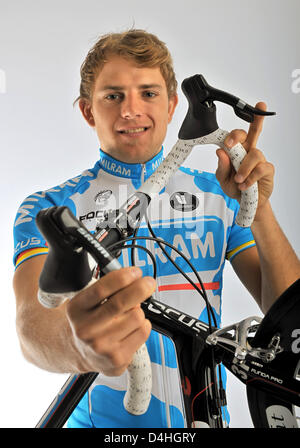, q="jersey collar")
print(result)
[98,147,164,181]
